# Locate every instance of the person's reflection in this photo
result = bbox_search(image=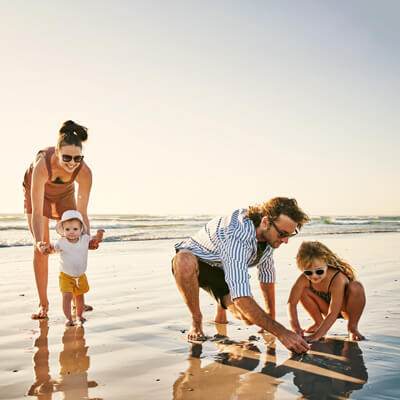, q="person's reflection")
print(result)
[173,325,279,400]
[53,325,99,400]
[26,319,54,399]
[261,338,368,399]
